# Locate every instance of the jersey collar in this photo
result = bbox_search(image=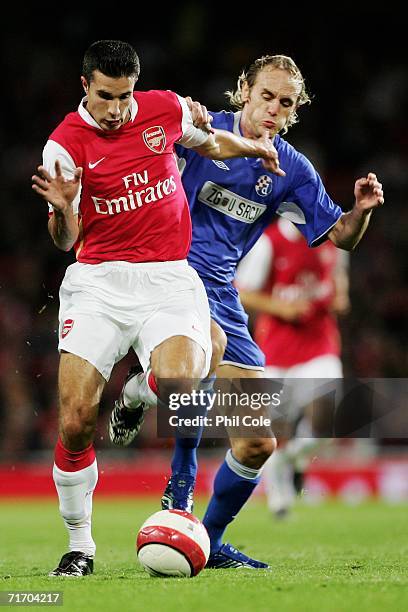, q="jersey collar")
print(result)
[78,96,138,129]
[233,111,243,137]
